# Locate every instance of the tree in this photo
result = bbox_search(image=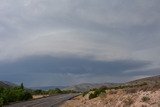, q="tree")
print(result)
[20,83,24,89]
[55,88,62,93]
